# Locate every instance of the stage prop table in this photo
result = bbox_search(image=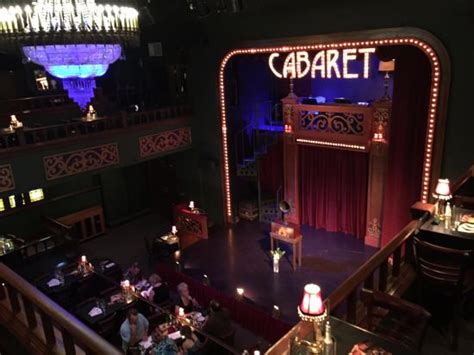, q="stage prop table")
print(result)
[270,220,302,270]
[174,203,208,249]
